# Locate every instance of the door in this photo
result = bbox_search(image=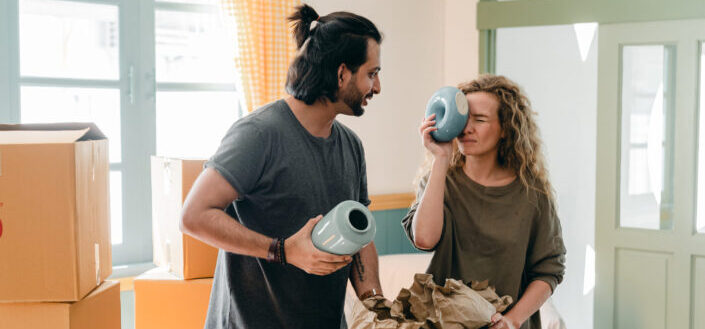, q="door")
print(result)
[596,19,705,329]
